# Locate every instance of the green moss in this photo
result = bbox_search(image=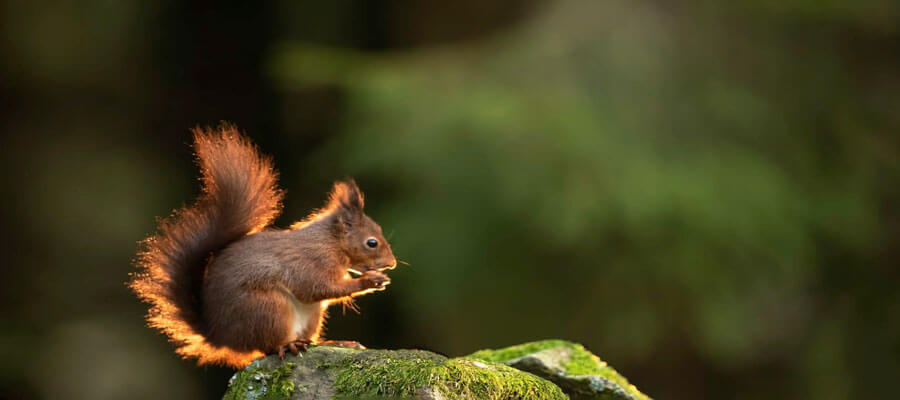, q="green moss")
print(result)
[224,362,297,400]
[325,349,566,400]
[468,340,650,400]
[431,358,566,400]
[224,342,646,400]
[331,351,441,397]
[468,339,574,364]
